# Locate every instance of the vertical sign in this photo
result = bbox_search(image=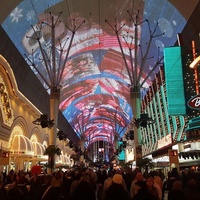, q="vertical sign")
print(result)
[168,149,179,171]
[164,46,186,115]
